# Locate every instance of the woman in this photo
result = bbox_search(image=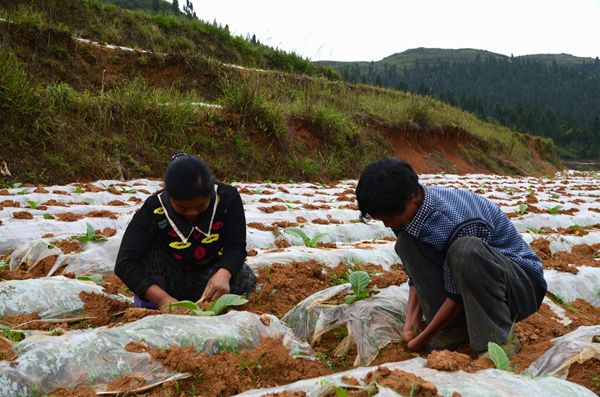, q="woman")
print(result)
[115,153,255,309]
